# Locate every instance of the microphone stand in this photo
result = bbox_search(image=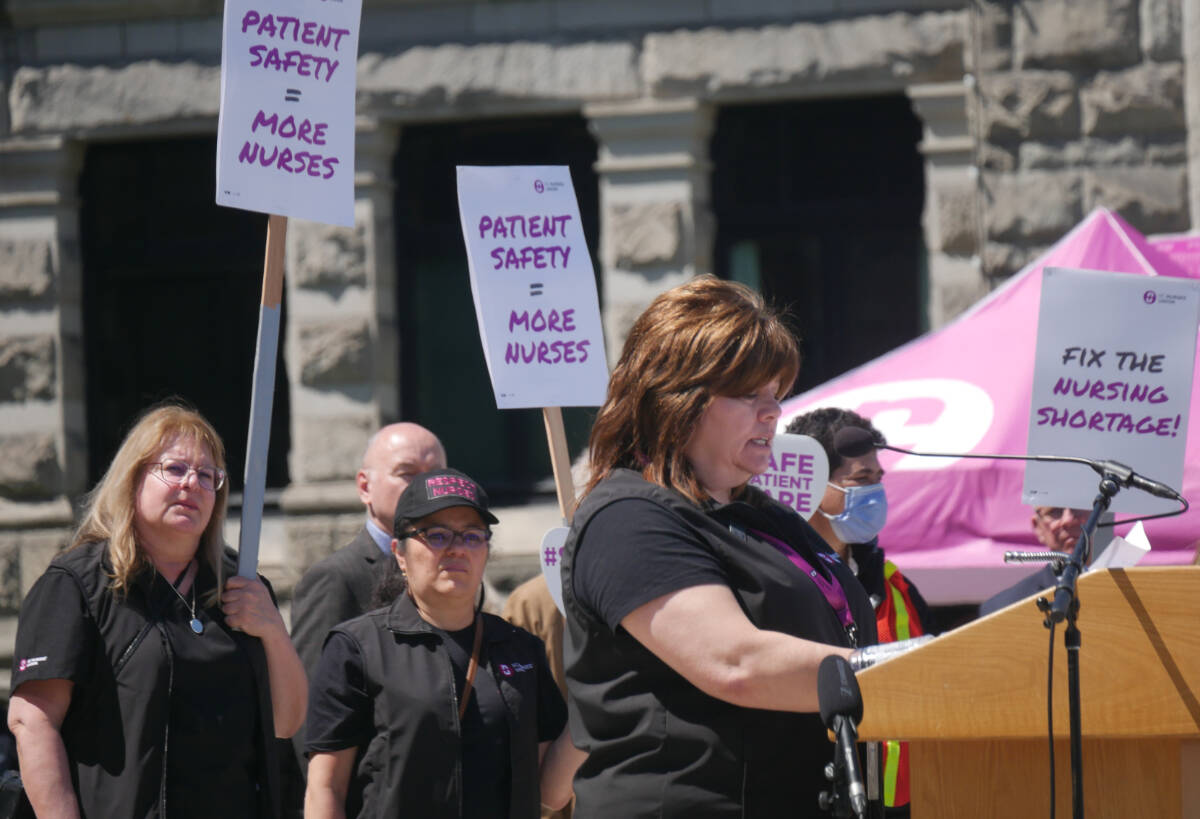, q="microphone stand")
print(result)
[1035,471,1119,819]
[833,429,1189,819]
